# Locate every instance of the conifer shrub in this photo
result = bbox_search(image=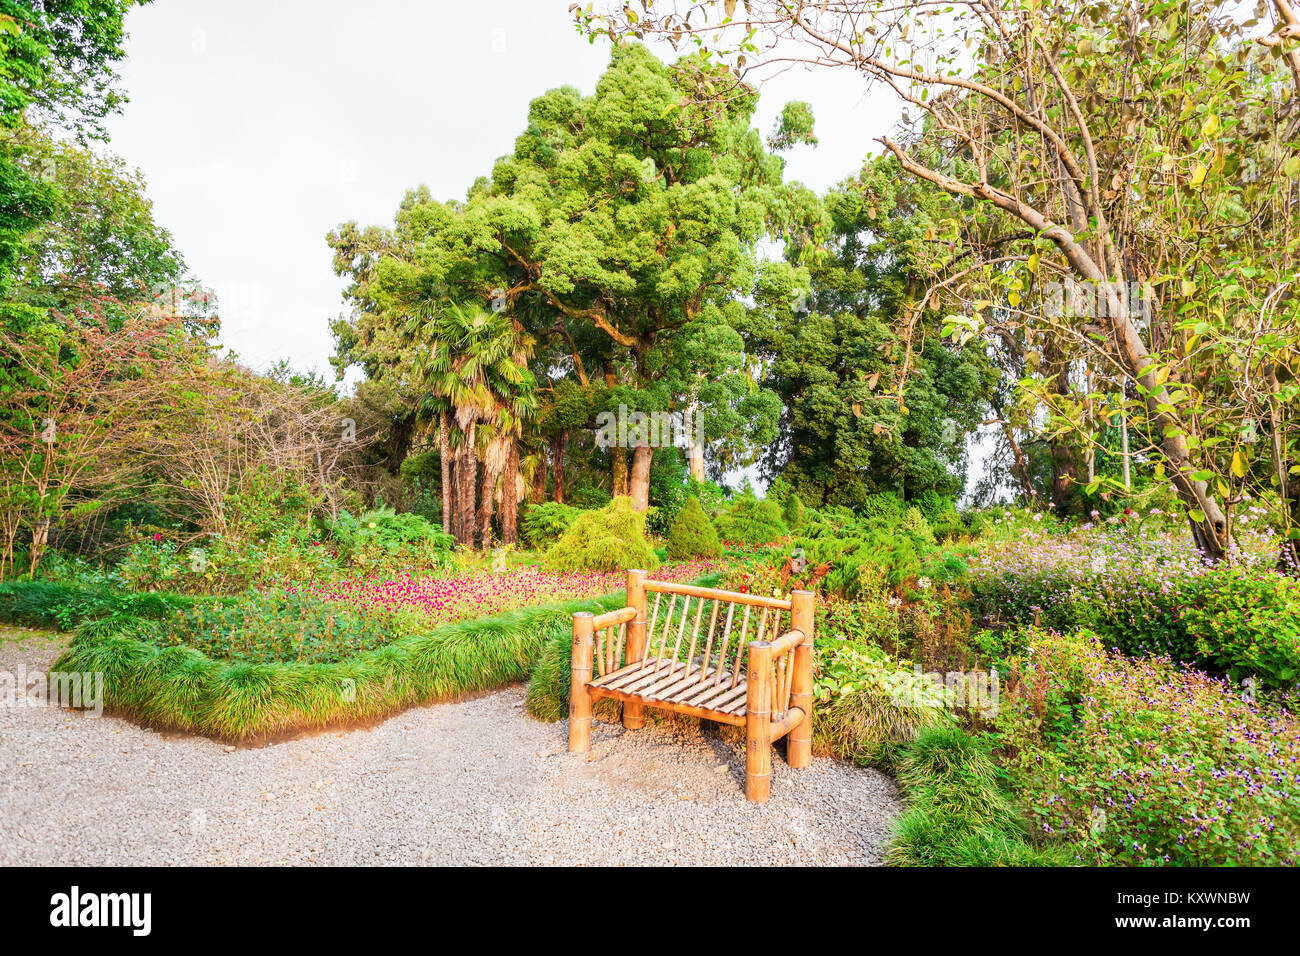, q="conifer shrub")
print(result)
[713,493,788,545]
[519,501,583,549]
[543,496,659,572]
[860,492,906,528]
[665,496,721,560]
